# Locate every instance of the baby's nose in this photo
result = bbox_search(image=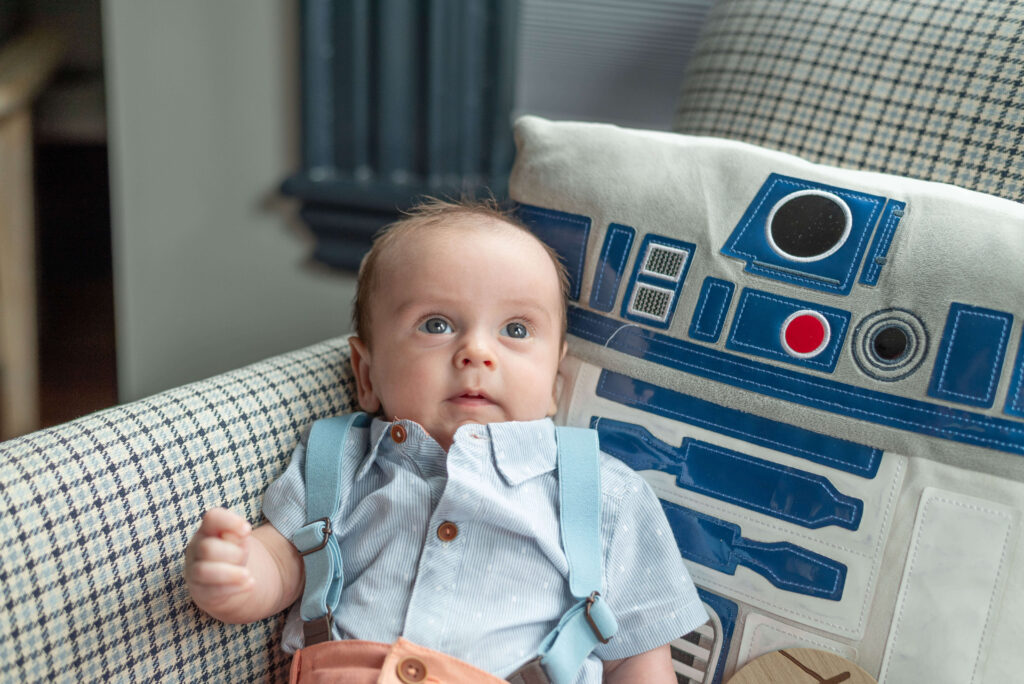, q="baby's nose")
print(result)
[455,338,495,368]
